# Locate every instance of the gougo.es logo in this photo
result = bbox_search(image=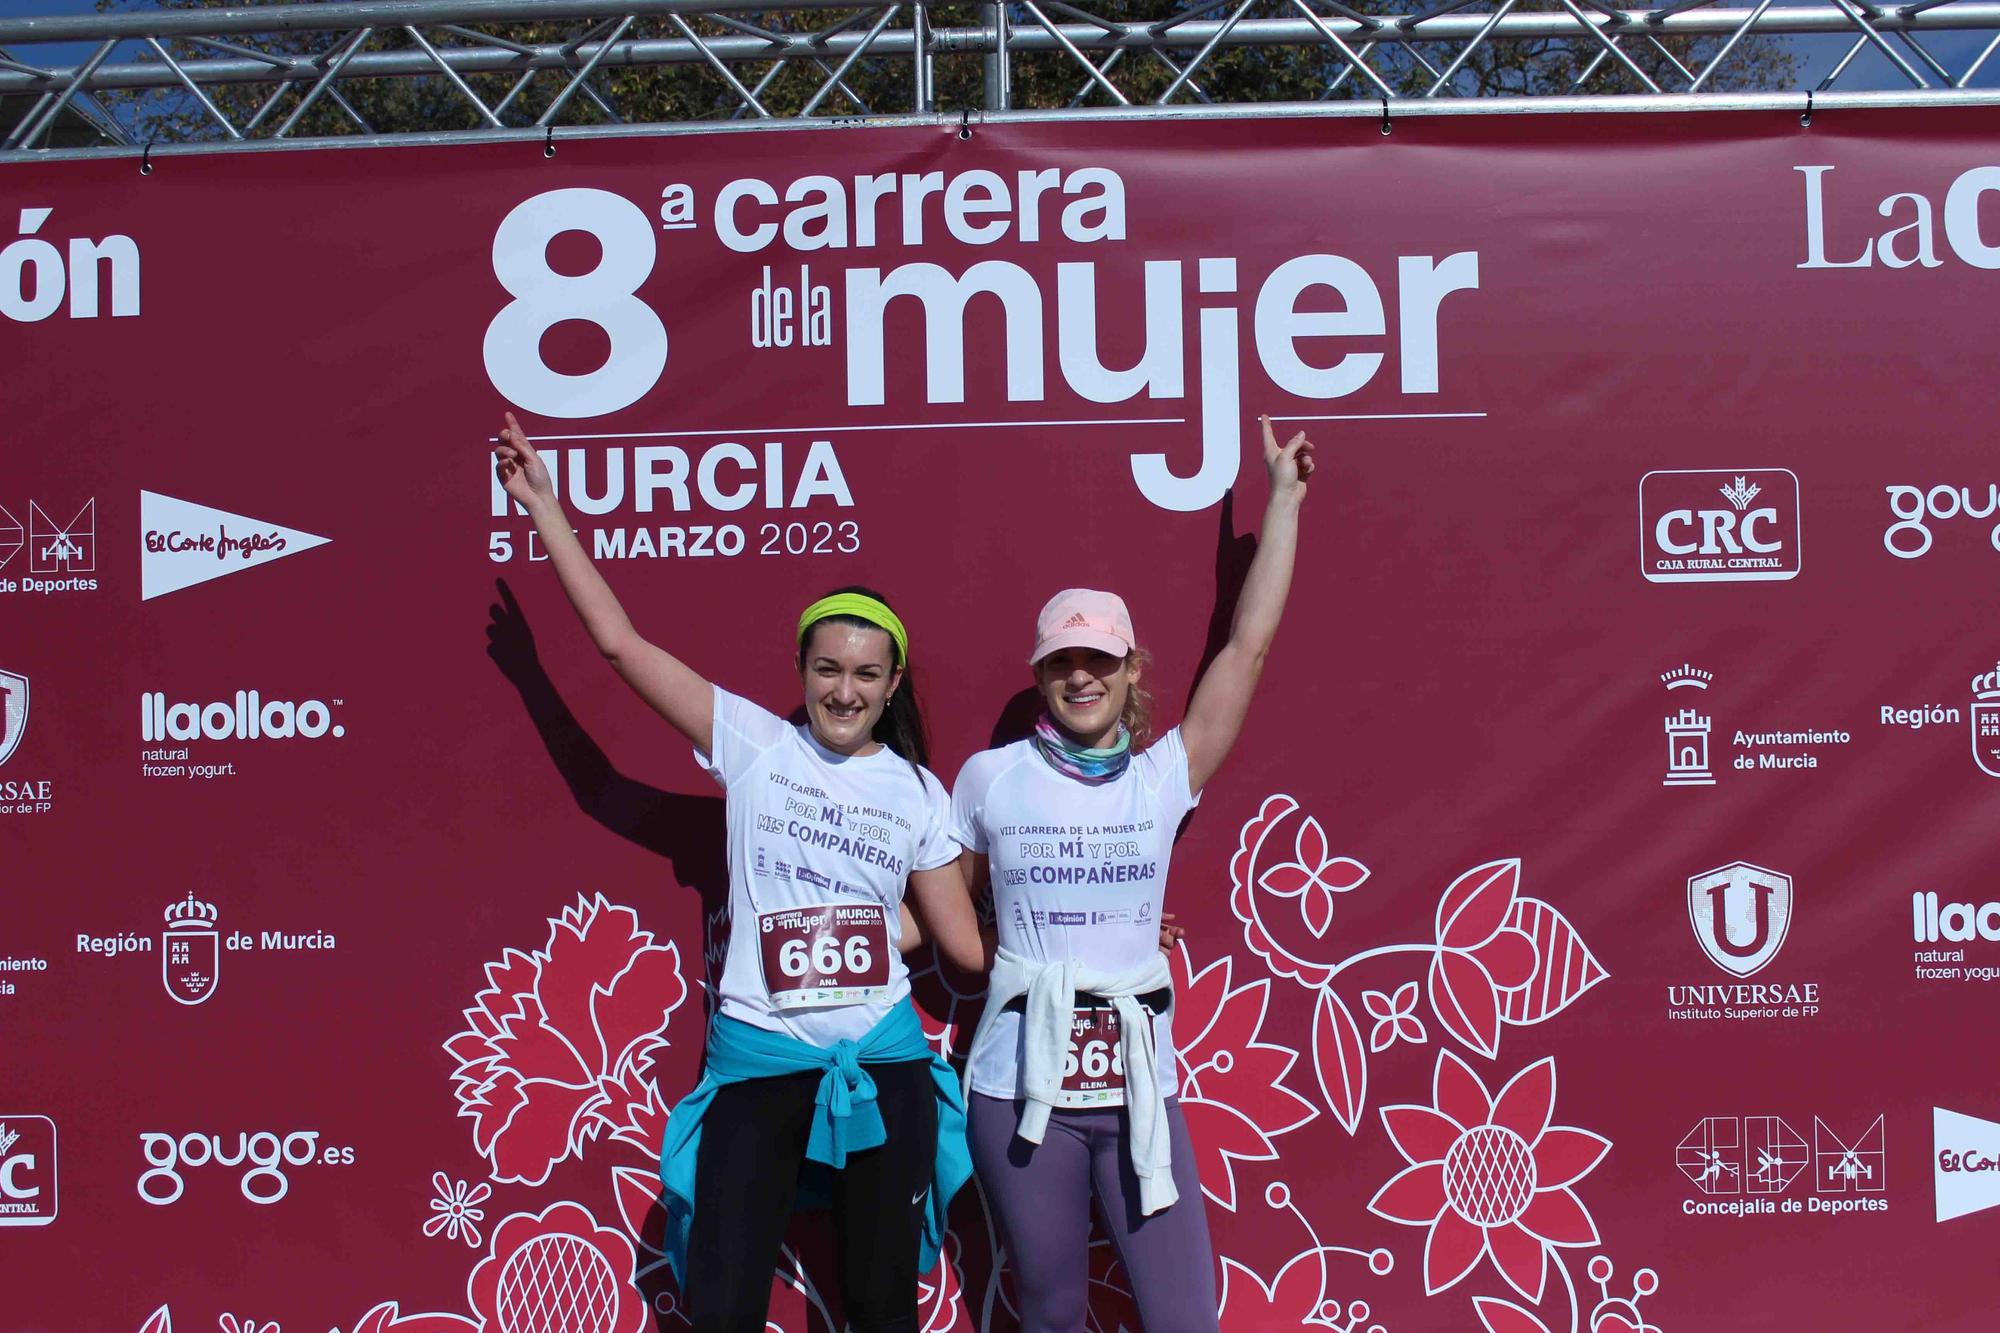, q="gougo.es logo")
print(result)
[137,1130,354,1205]
[1883,484,2000,558]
